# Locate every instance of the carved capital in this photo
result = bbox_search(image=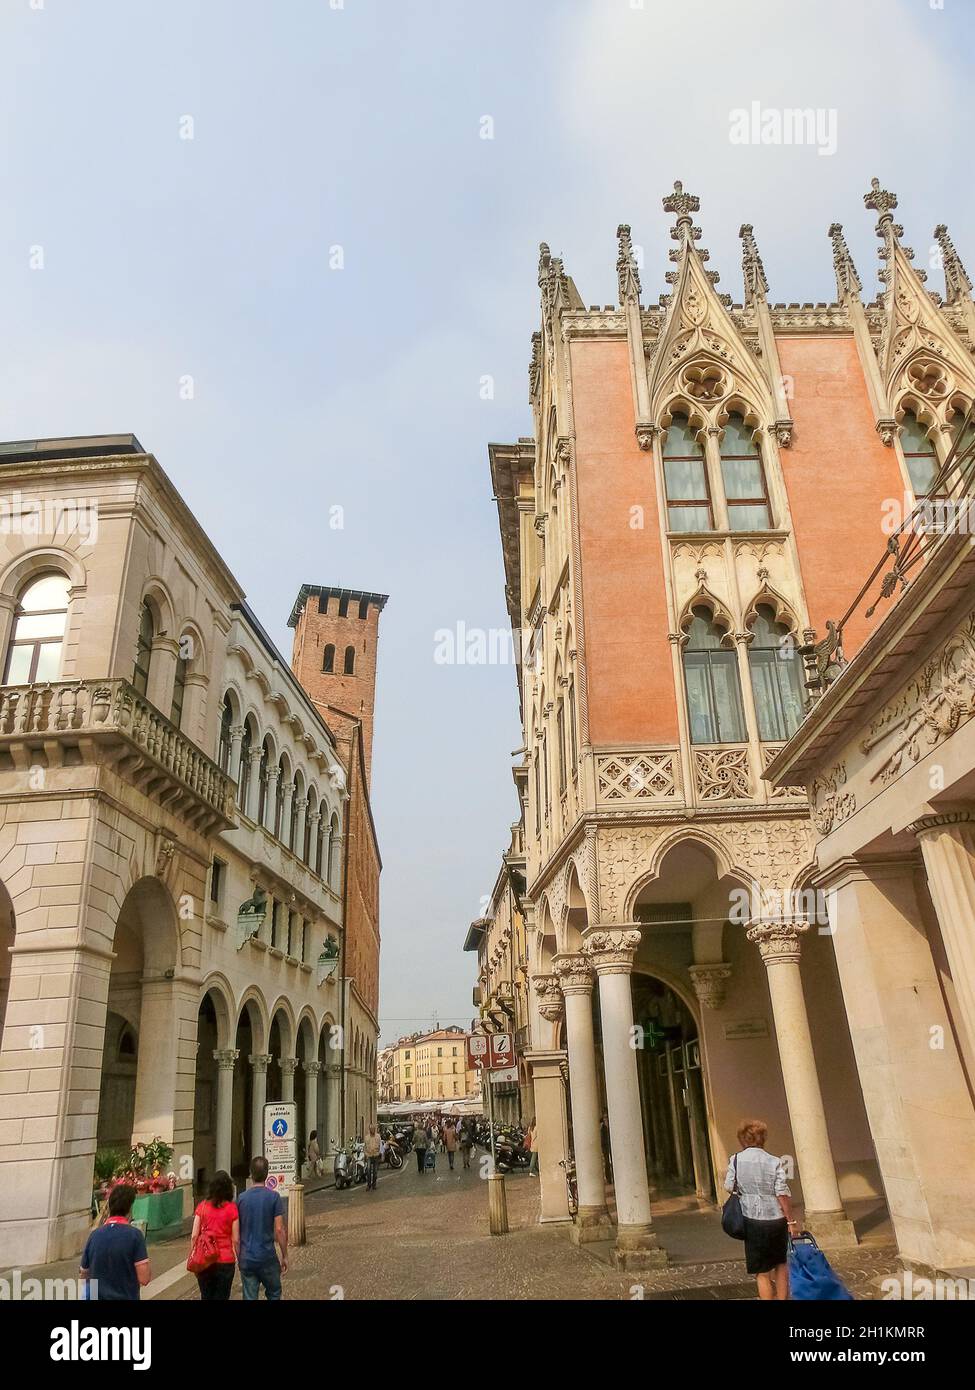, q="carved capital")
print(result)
[248,1052,273,1073]
[876,418,898,447]
[584,928,641,974]
[304,1059,323,1077]
[909,811,975,838]
[552,952,593,996]
[688,962,732,1010]
[280,1055,299,1077]
[533,973,564,1022]
[635,422,660,451]
[746,918,808,966]
[213,1048,239,1070]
